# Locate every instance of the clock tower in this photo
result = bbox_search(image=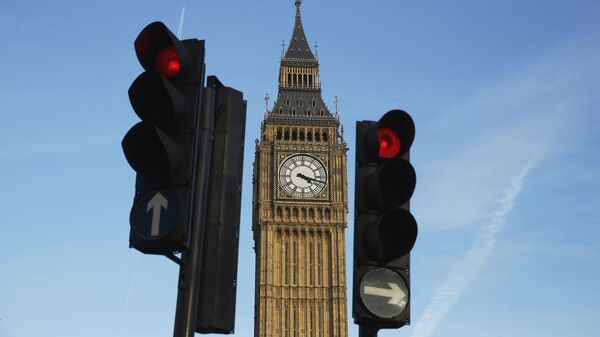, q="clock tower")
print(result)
[252,1,348,337]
